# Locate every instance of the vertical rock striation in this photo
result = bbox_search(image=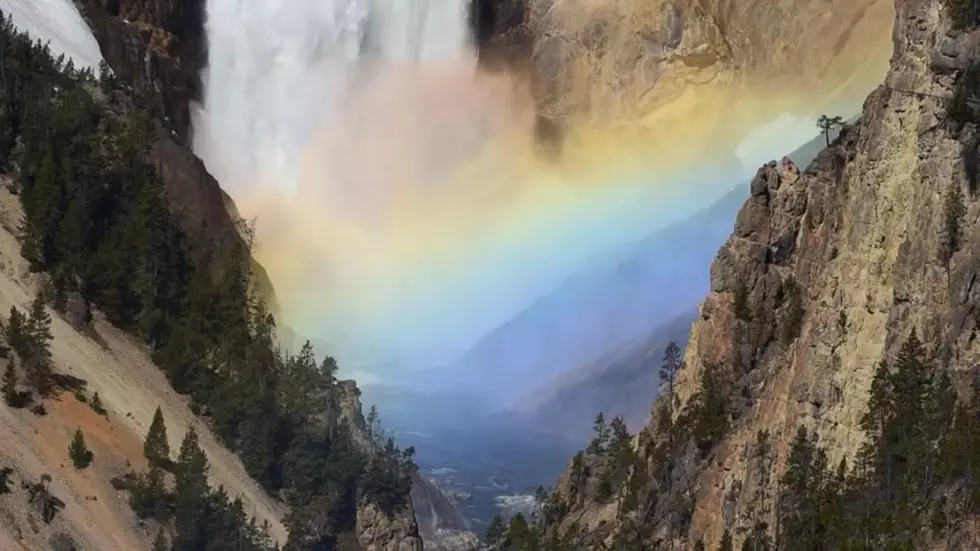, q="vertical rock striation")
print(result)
[539,0,980,548]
